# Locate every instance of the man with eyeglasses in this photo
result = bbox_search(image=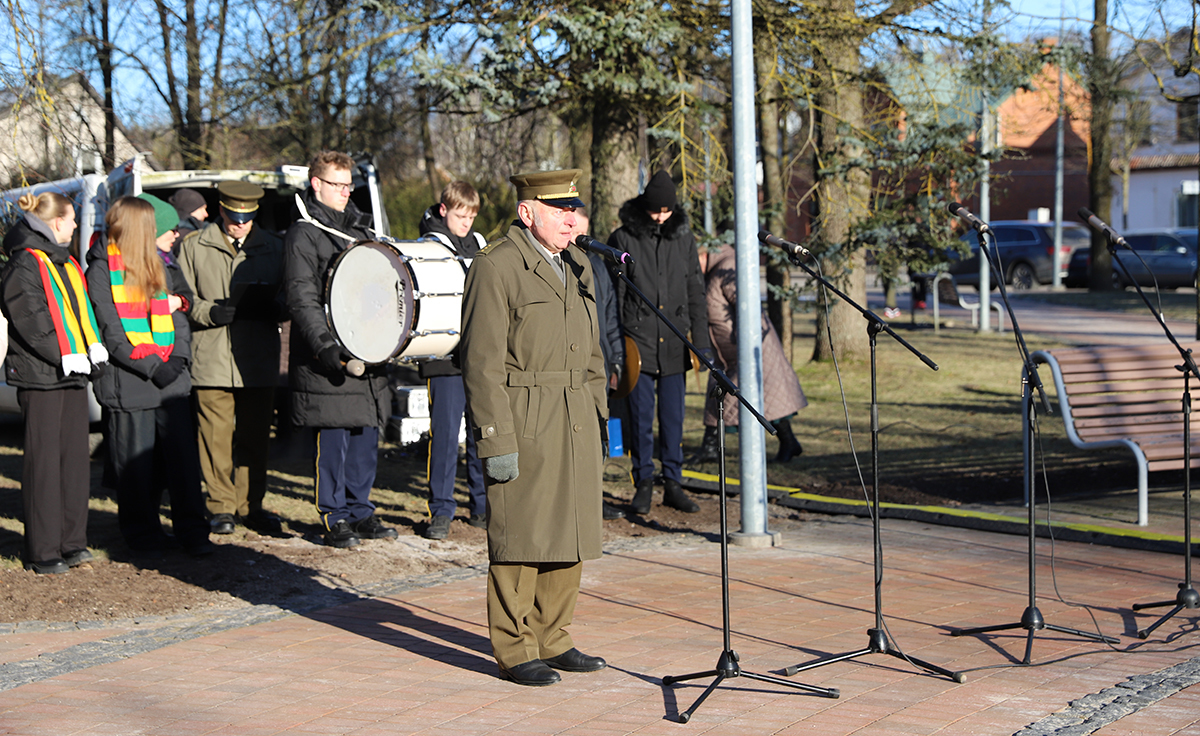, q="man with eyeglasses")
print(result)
[283,151,396,549]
